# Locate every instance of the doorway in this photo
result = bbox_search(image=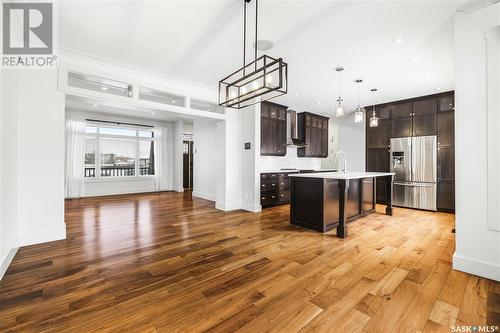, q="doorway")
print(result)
[183,140,193,189]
